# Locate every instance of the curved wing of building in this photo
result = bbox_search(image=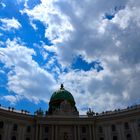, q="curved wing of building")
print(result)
[0,85,140,140]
